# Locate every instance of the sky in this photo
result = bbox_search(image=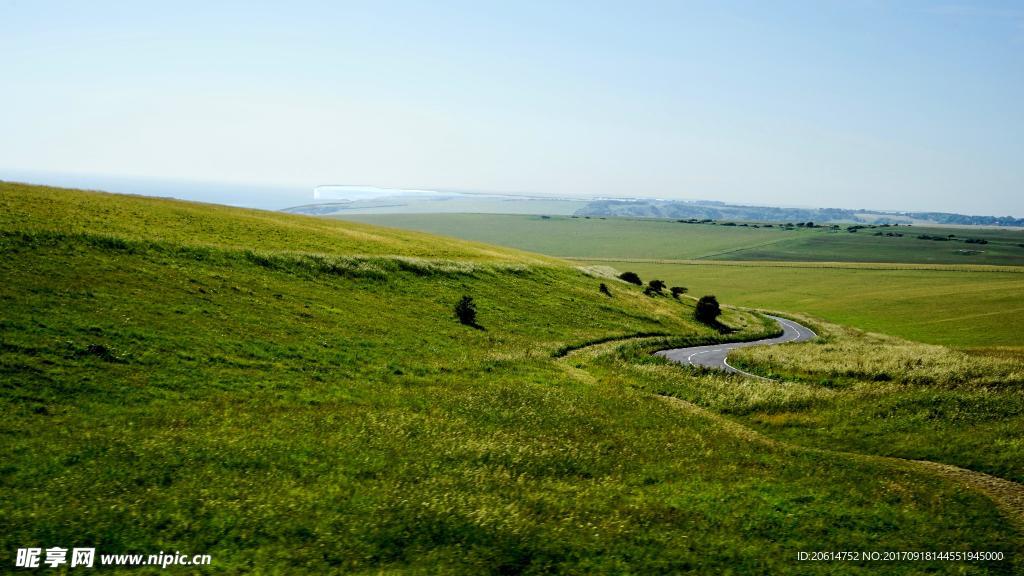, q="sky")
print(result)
[1,0,1022,215]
